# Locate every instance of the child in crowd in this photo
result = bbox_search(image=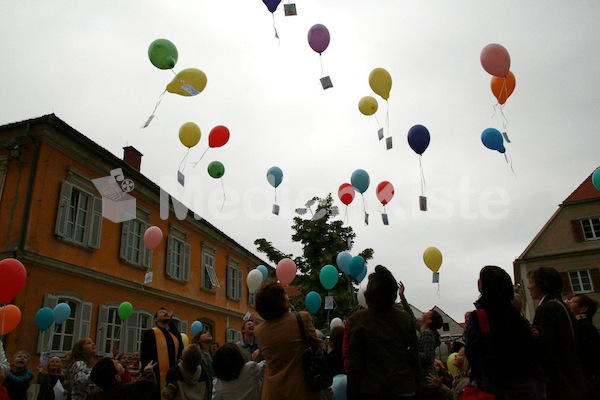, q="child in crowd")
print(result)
[162,344,210,400]
[211,343,265,400]
[88,356,157,400]
[2,350,34,400]
[127,351,142,381]
[116,354,132,382]
[37,356,68,400]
